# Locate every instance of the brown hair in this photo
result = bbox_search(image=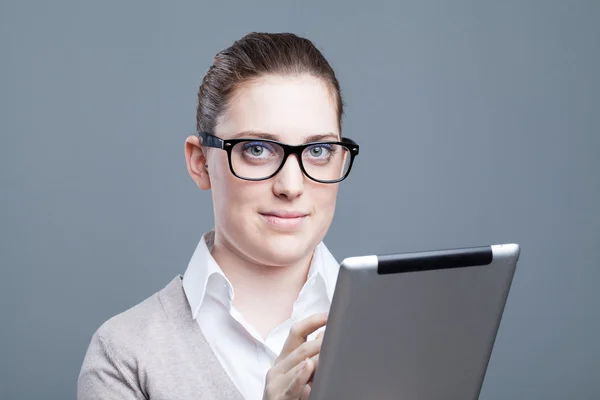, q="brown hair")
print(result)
[196,32,344,135]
